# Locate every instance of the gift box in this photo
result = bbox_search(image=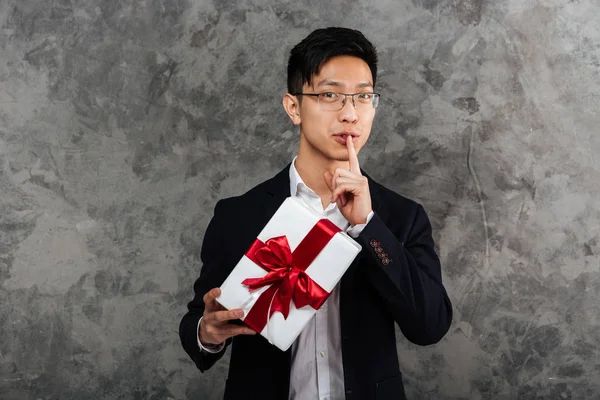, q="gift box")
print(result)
[217,196,362,351]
